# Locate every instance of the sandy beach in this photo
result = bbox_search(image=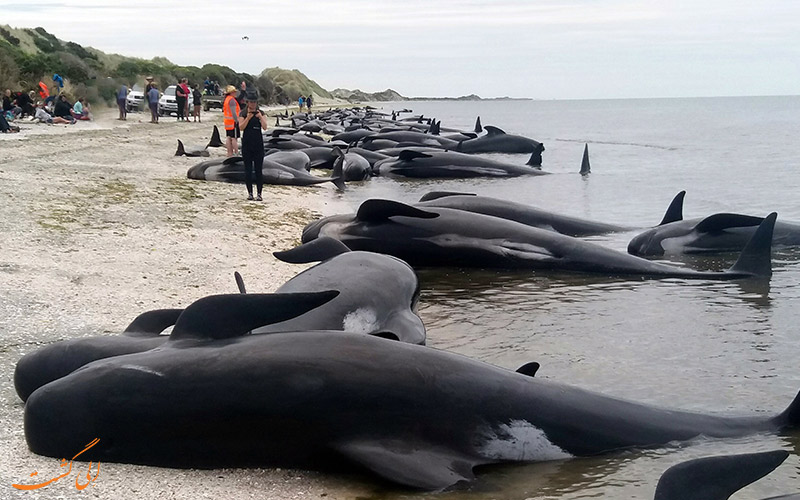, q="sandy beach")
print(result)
[0,107,375,499]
